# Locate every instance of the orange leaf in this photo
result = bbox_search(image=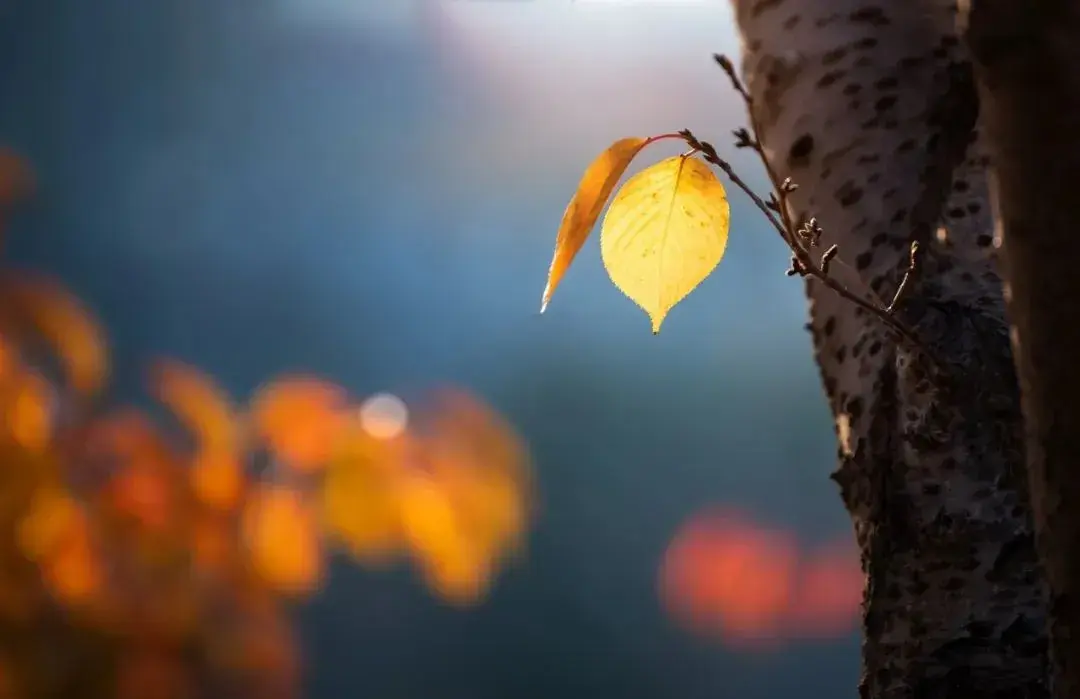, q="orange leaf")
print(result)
[249,376,350,472]
[541,136,651,312]
[40,513,101,606]
[241,484,322,595]
[190,449,244,510]
[17,486,79,560]
[5,371,53,453]
[3,273,107,397]
[151,359,240,451]
[108,460,175,532]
